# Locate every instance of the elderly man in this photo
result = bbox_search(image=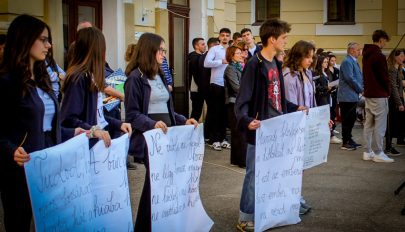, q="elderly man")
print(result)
[338,42,364,151]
